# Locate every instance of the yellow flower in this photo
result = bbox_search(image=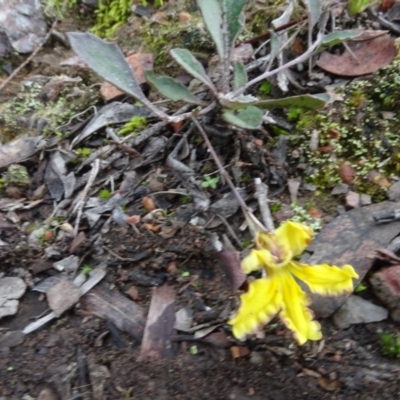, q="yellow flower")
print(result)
[229,221,359,345]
